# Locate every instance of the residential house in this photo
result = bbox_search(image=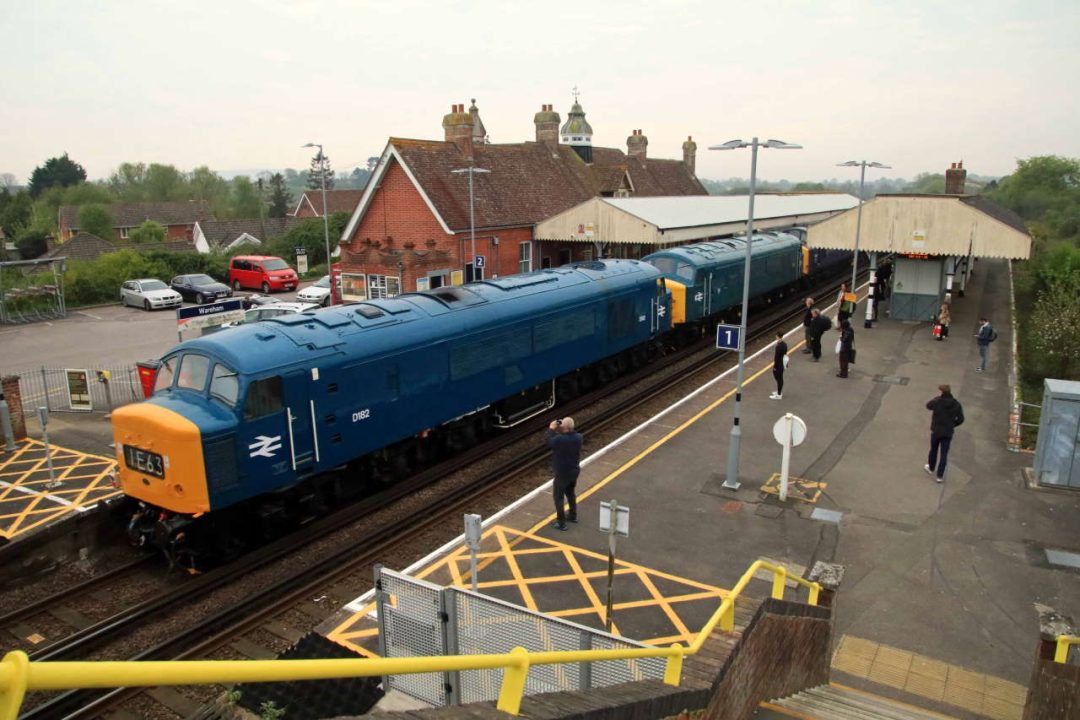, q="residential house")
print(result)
[58,201,208,243]
[41,232,196,262]
[291,189,366,218]
[338,98,706,301]
[192,217,302,254]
